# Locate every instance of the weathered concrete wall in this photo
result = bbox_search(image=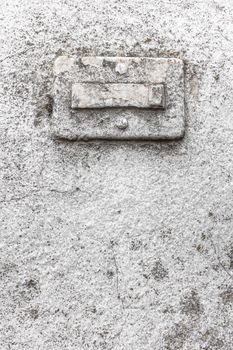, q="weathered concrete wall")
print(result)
[0,1,232,349]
